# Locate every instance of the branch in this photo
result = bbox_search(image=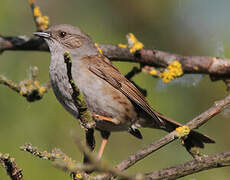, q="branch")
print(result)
[1,35,230,79]
[145,152,230,179]
[21,143,134,180]
[116,94,230,171]
[0,153,23,180]
[20,143,87,179]
[0,66,50,102]
[28,0,49,31]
